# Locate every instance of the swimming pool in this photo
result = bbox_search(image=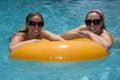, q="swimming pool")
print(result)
[0,0,120,80]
